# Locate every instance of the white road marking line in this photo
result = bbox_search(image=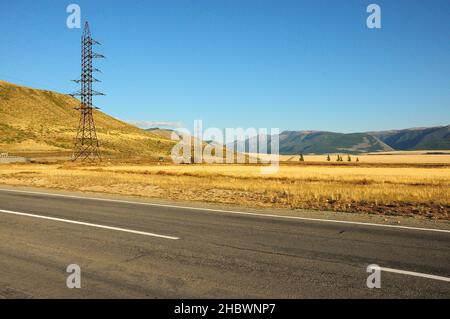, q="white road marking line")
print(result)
[380,267,450,282]
[0,209,179,240]
[0,187,449,234]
